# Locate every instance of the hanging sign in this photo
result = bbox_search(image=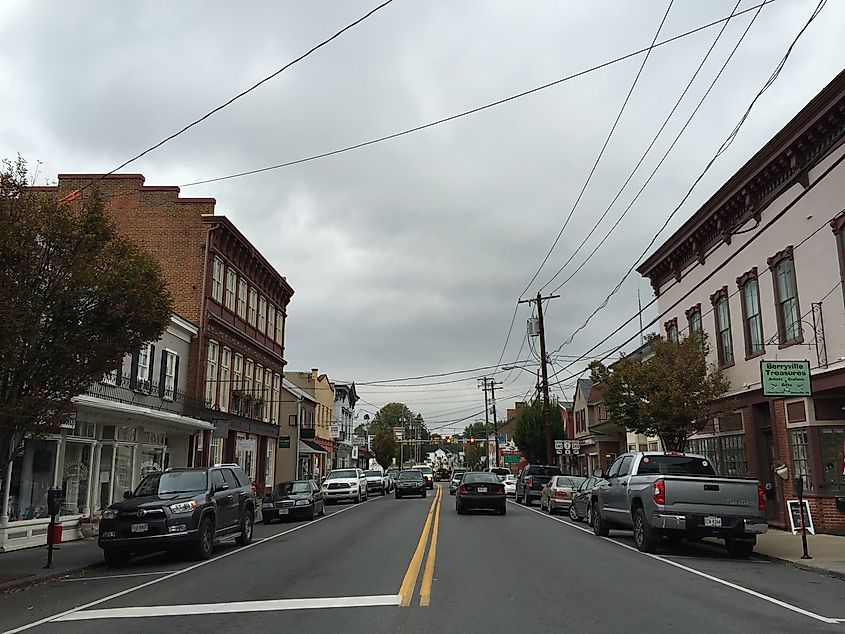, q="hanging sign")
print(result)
[761,360,811,397]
